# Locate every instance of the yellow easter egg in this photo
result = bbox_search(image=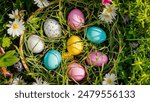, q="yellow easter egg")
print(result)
[67,35,83,55]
